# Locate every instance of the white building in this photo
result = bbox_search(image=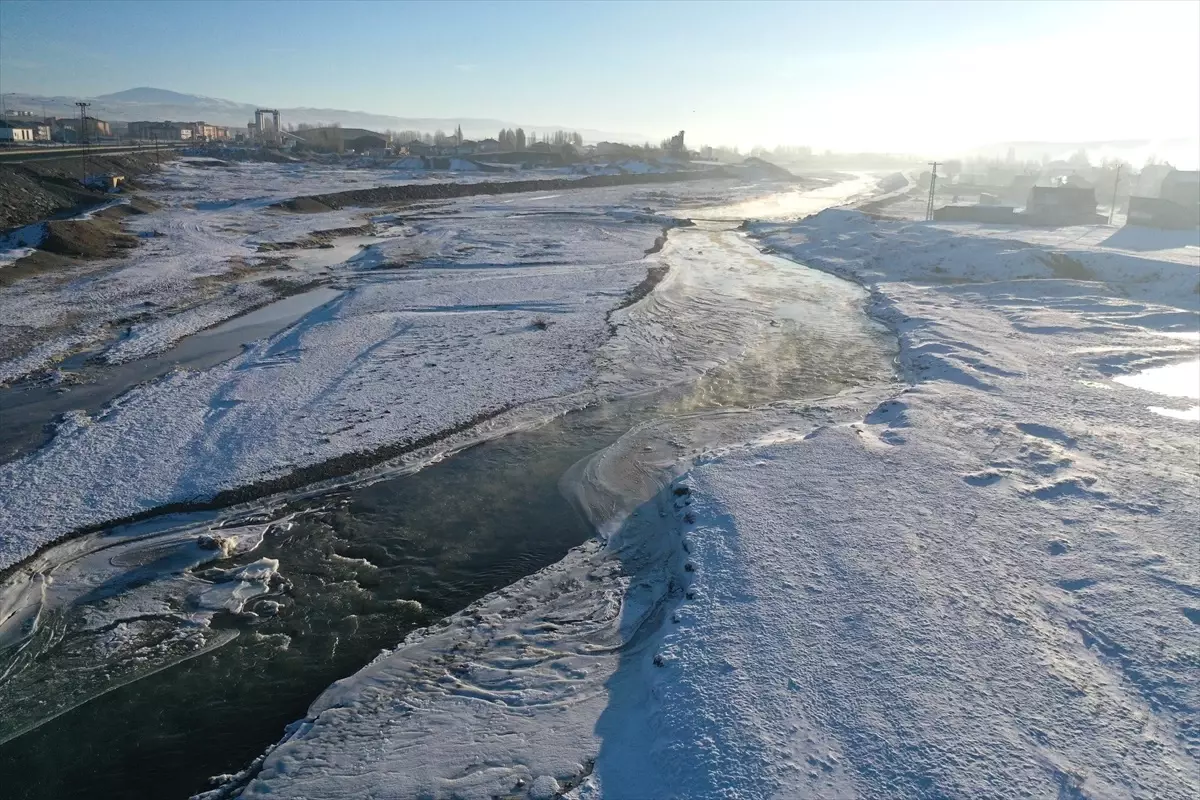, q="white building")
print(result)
[0,125,35,143]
